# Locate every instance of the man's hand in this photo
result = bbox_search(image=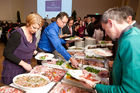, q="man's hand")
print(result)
[69,57,79,68]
